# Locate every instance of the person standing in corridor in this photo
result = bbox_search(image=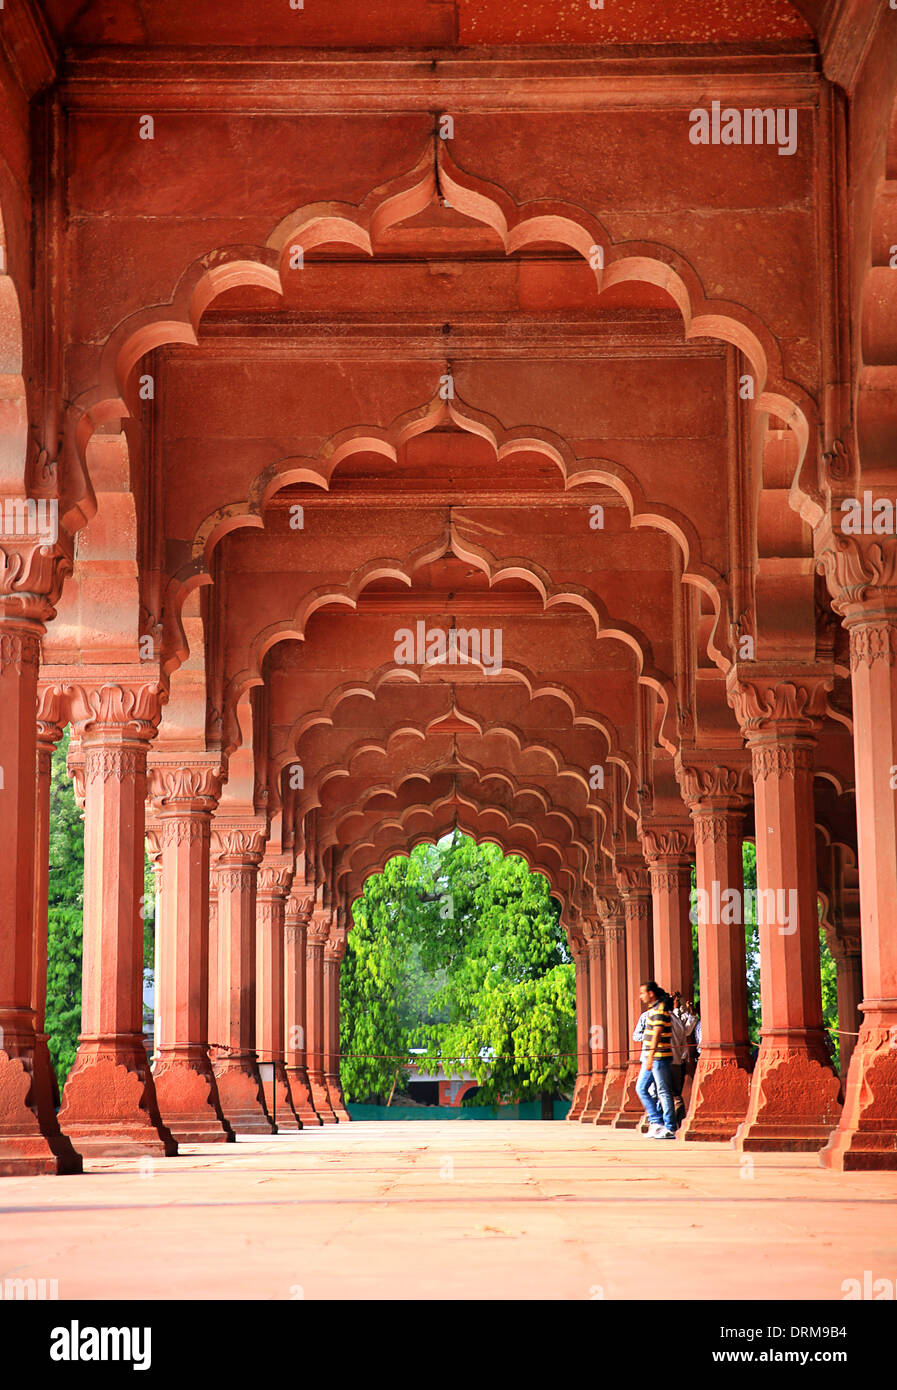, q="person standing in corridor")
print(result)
[635,980,678,1138]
